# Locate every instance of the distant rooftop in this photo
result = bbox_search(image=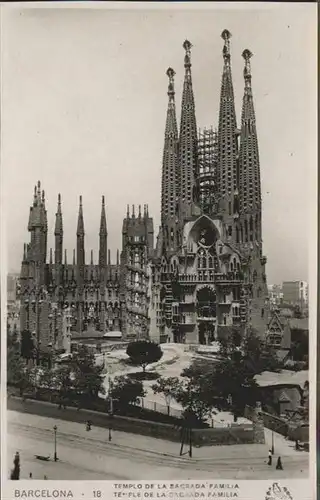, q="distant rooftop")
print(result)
[255,370,308,389]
